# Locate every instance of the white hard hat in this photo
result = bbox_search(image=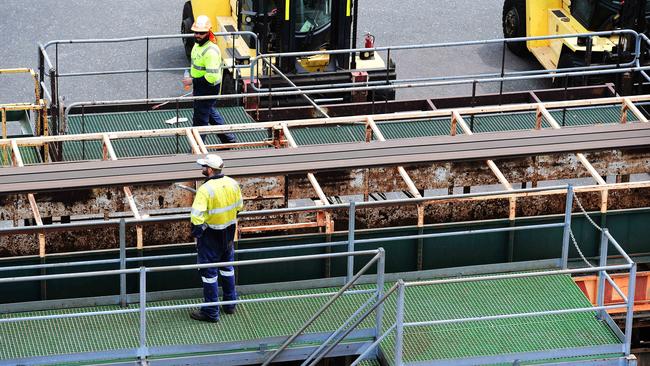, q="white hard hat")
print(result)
[197,154,224,170]
[191,15,212,32]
